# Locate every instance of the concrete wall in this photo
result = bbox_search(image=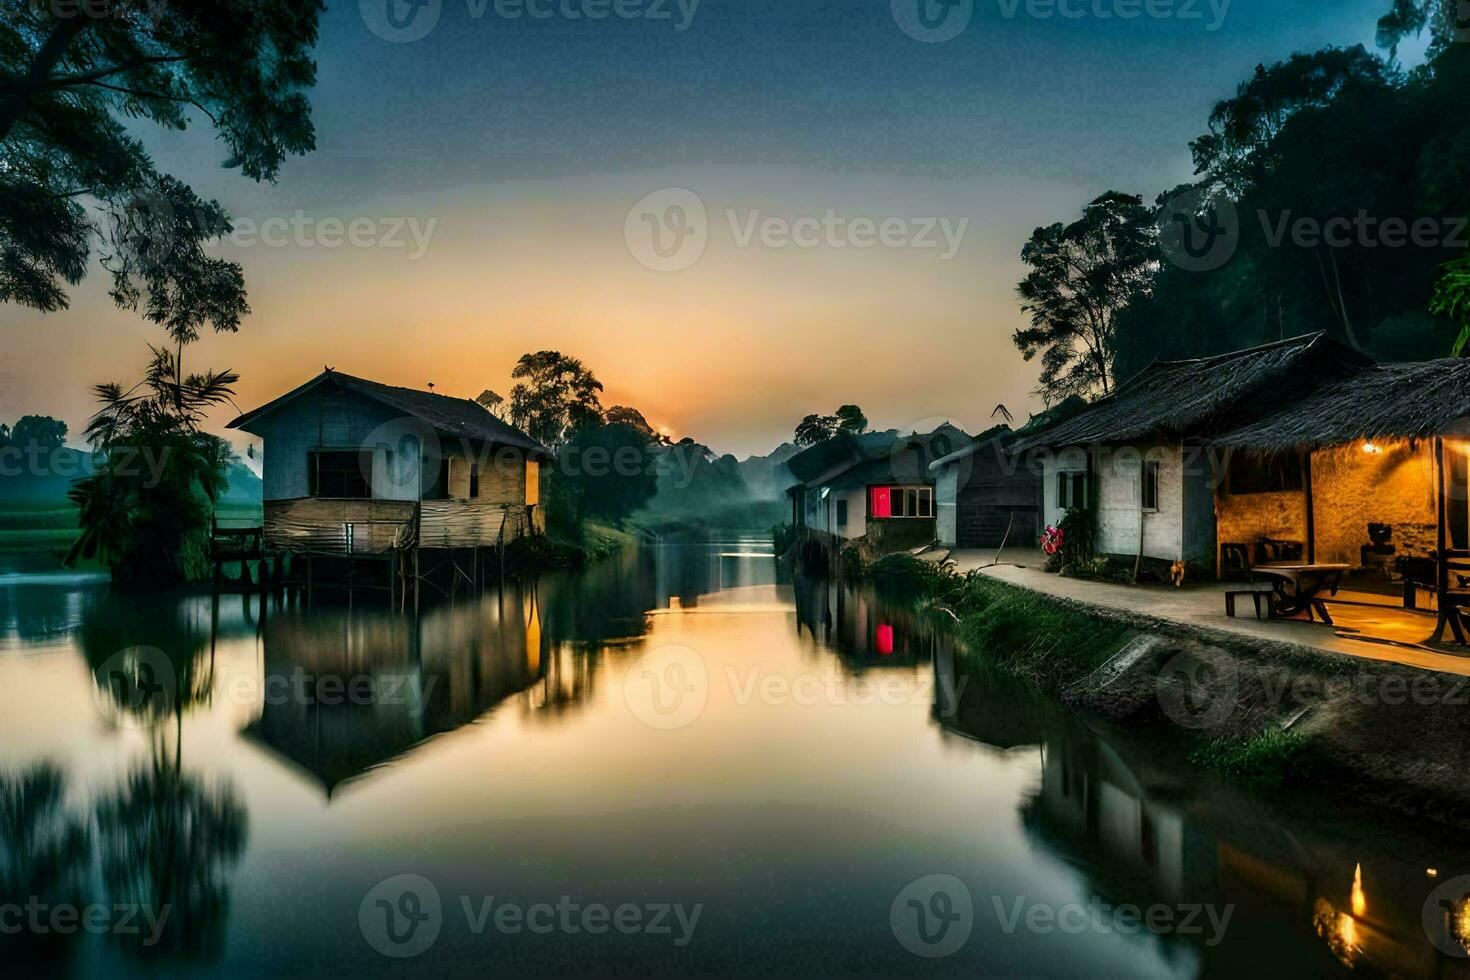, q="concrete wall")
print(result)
[1042,443,1209,563]
[1094,443,1190,562]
